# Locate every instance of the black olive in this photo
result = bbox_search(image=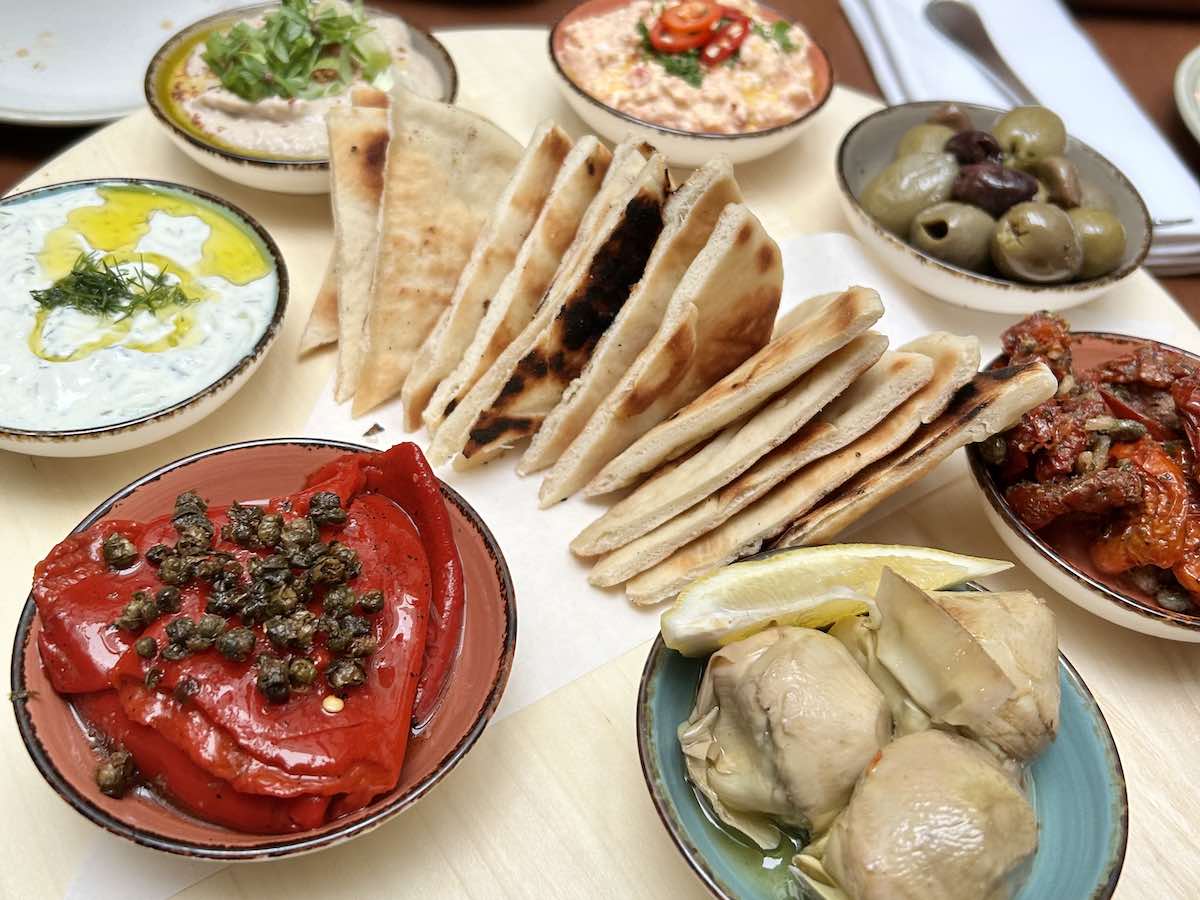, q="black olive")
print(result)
[326,658,366,694]
[101,533,138,570]
[154,586,182,614]
[256,655,291,703]
[289,657,318,687]
[944,129,1003,165]
[951,162,1038,218]
[359,589,385,615]
[308,491,348,525]
[95,749,136,798]
[134,637,158,659]
[215,627,256,662]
